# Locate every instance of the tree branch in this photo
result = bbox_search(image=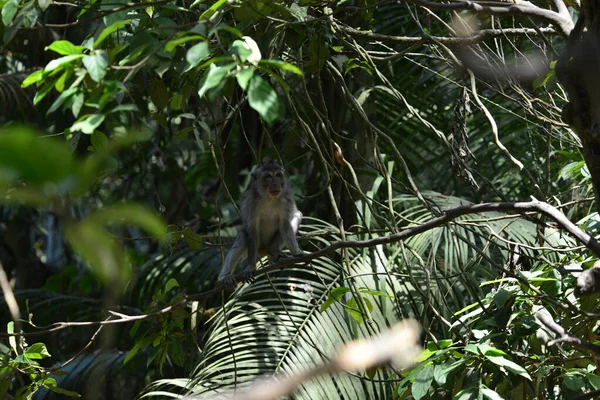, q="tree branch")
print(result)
[339,25,557,45]
[2,197,598,338]
[535,311,600,357]
[403,0,574,35]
